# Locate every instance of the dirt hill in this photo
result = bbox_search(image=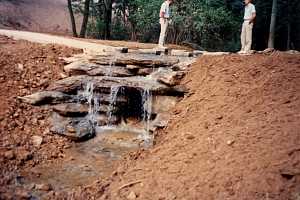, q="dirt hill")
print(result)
[80,53,300,200]
[0,0,80,34]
